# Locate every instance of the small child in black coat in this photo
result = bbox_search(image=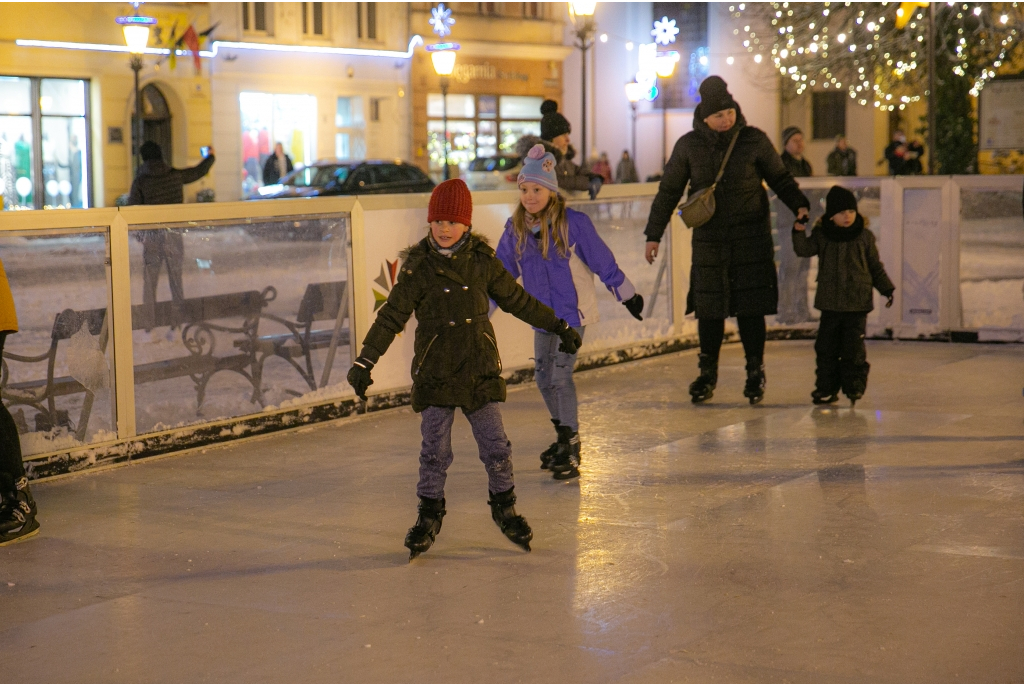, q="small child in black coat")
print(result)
[793,186,896,405]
